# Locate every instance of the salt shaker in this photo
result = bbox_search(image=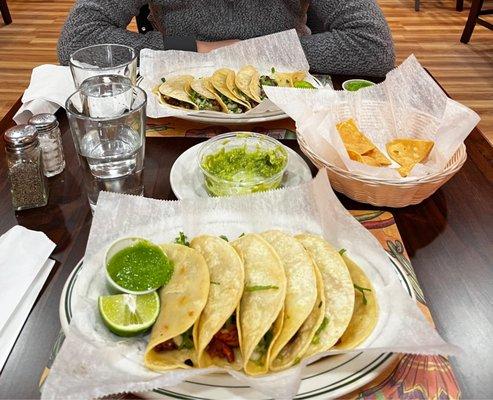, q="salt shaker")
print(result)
[4,125,49,210]
[28,113,65,177]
